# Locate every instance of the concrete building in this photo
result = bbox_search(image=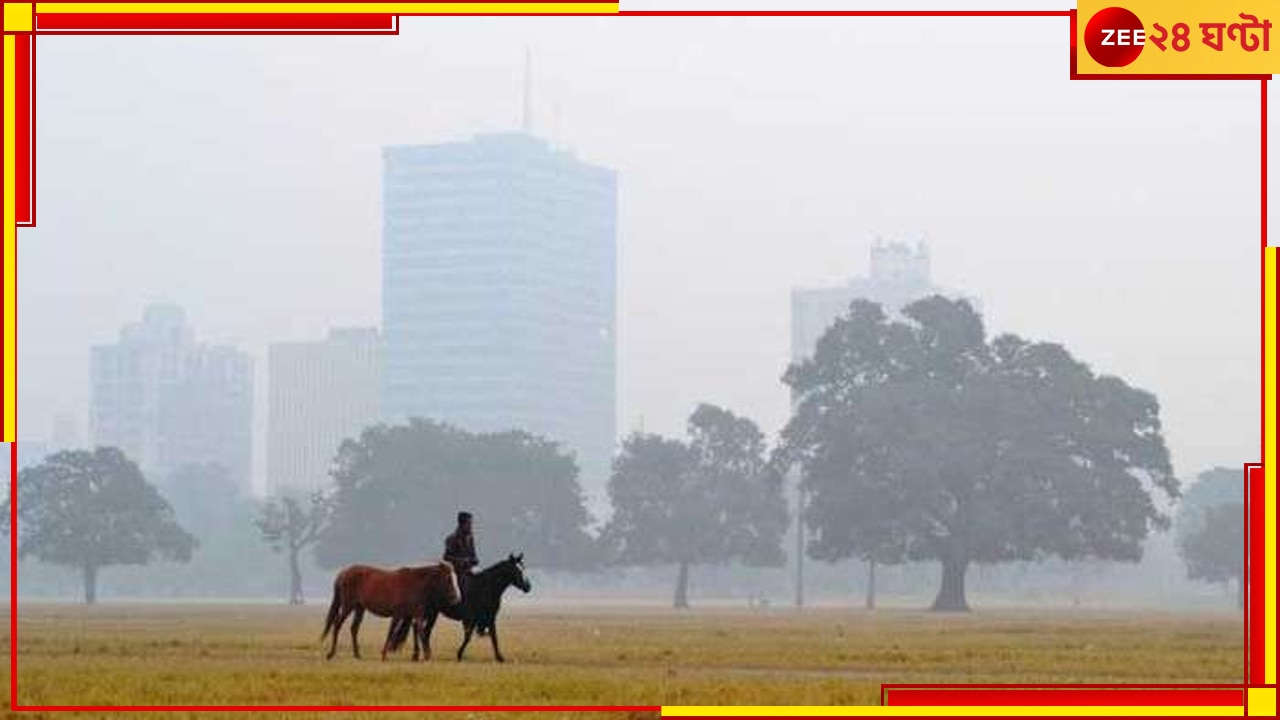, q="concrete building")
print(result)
[791,239,978,362]
[381,131,617,507]
[89,304,253,494]
[267,327,381,496]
